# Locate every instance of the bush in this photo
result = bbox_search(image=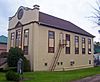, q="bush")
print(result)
[23,57,31,72]
[5,70,20,81]
[7,47,24,67]
[7,67,17,72]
